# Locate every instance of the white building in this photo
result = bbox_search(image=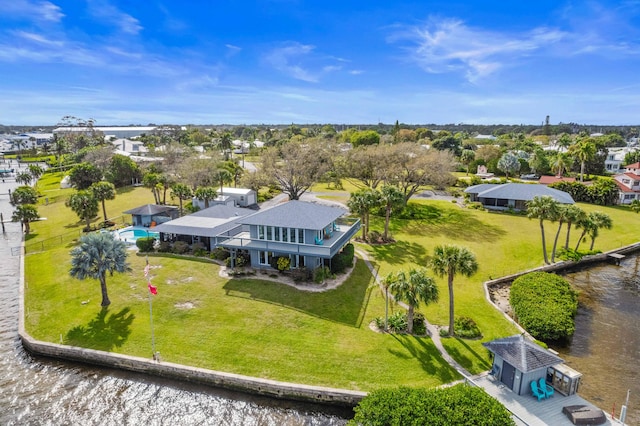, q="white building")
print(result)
[192,187,257,209]
[54,126,156,139]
